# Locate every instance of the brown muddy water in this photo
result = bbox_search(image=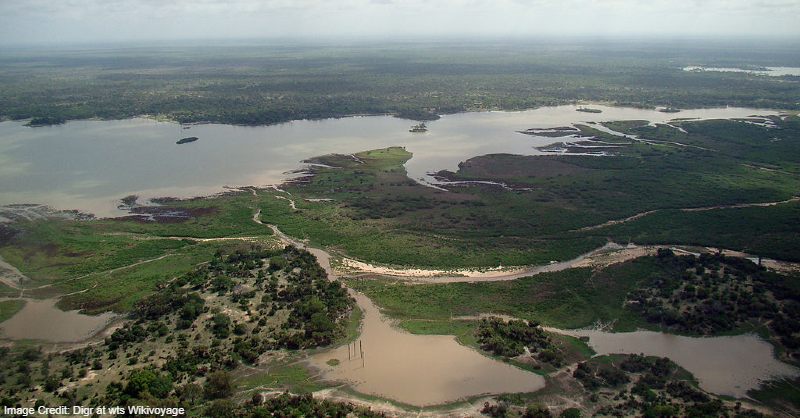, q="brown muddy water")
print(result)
[308,293,545,406]
[0,298,116,342]
[554,328,799,399]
